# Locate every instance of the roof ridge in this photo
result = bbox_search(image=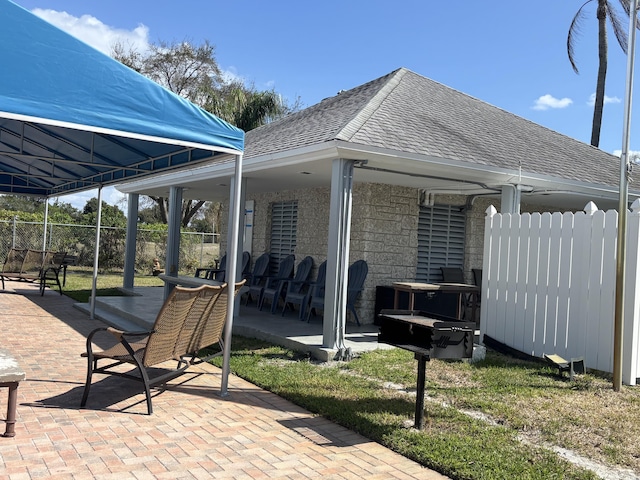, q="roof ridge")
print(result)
[336,68,408,141]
